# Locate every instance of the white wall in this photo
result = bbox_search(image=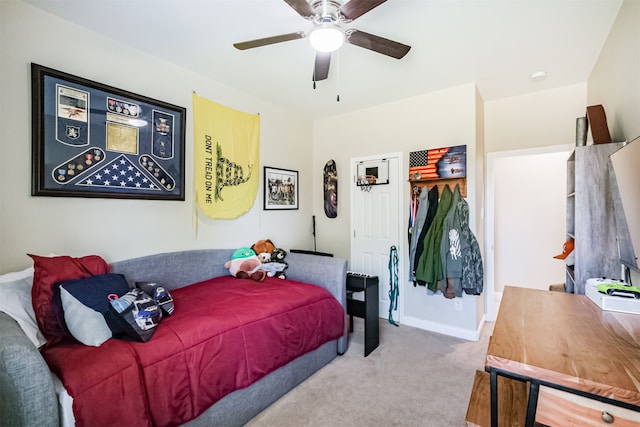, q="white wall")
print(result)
[483,0,639,299]
[492,150,571,293]
[485,84,588,153]
[0,1,313,273]
[484,85,587,310]
[313,83,481,258]
[588,0,640,144]
[313,83,484,339]
[474,87,486,325]
[588,0,640,284]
